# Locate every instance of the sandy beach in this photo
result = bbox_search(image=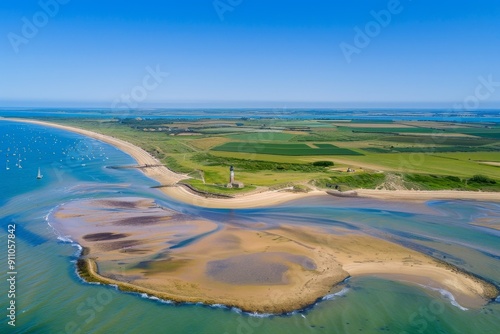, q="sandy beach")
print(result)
[356,189,500,202]
[49,197,498,313]
[2,118,499,208]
